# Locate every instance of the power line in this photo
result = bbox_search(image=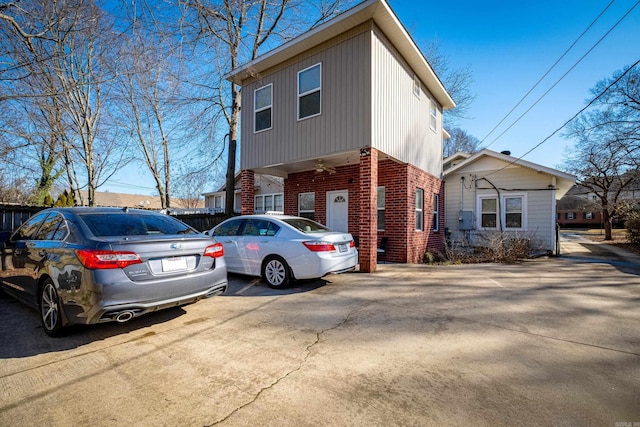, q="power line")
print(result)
[483,0,640,149]
[481,58,640,179]
[480,0,615,147]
